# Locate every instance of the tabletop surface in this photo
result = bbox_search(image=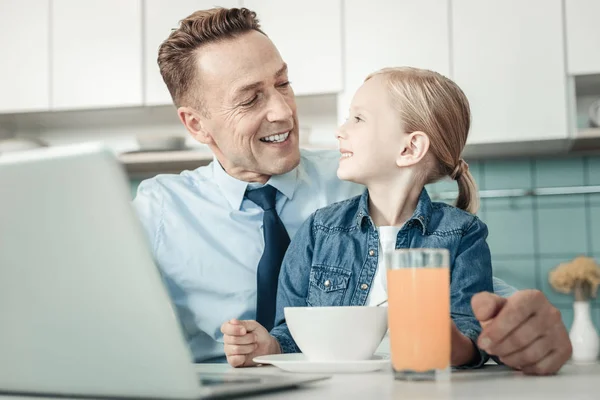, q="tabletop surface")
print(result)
[1,361,598,400]
[198,361,600,400]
